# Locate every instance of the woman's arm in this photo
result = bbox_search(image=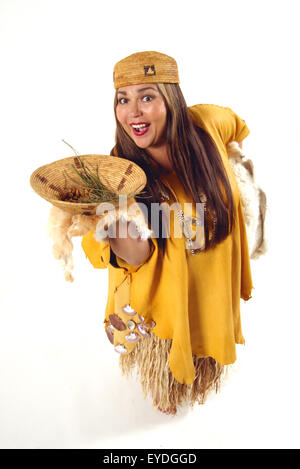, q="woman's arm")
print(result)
[109,219,152,266]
